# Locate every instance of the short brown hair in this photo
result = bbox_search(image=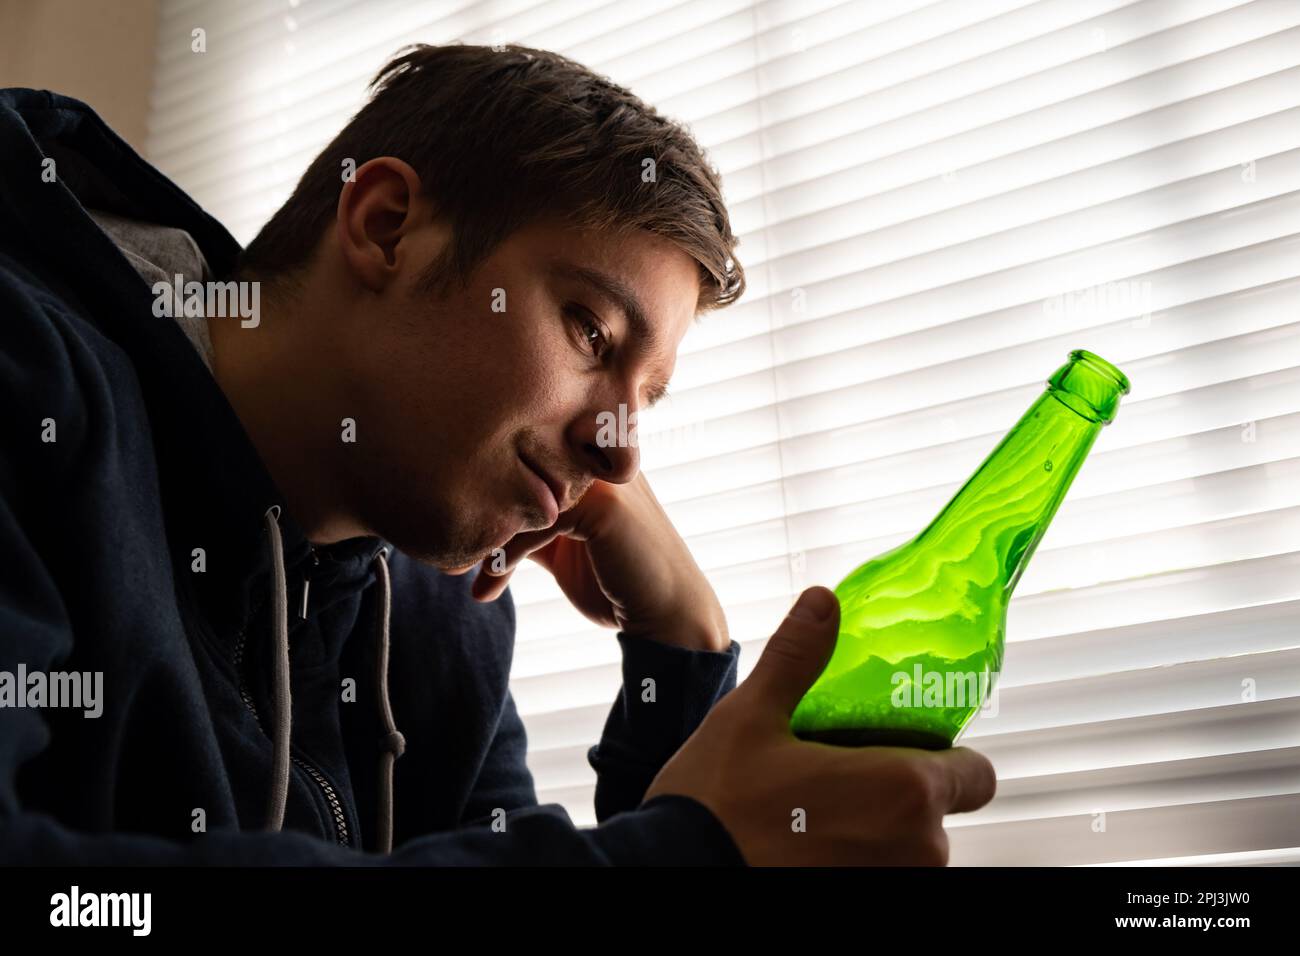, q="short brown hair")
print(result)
[237,42,745,312]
